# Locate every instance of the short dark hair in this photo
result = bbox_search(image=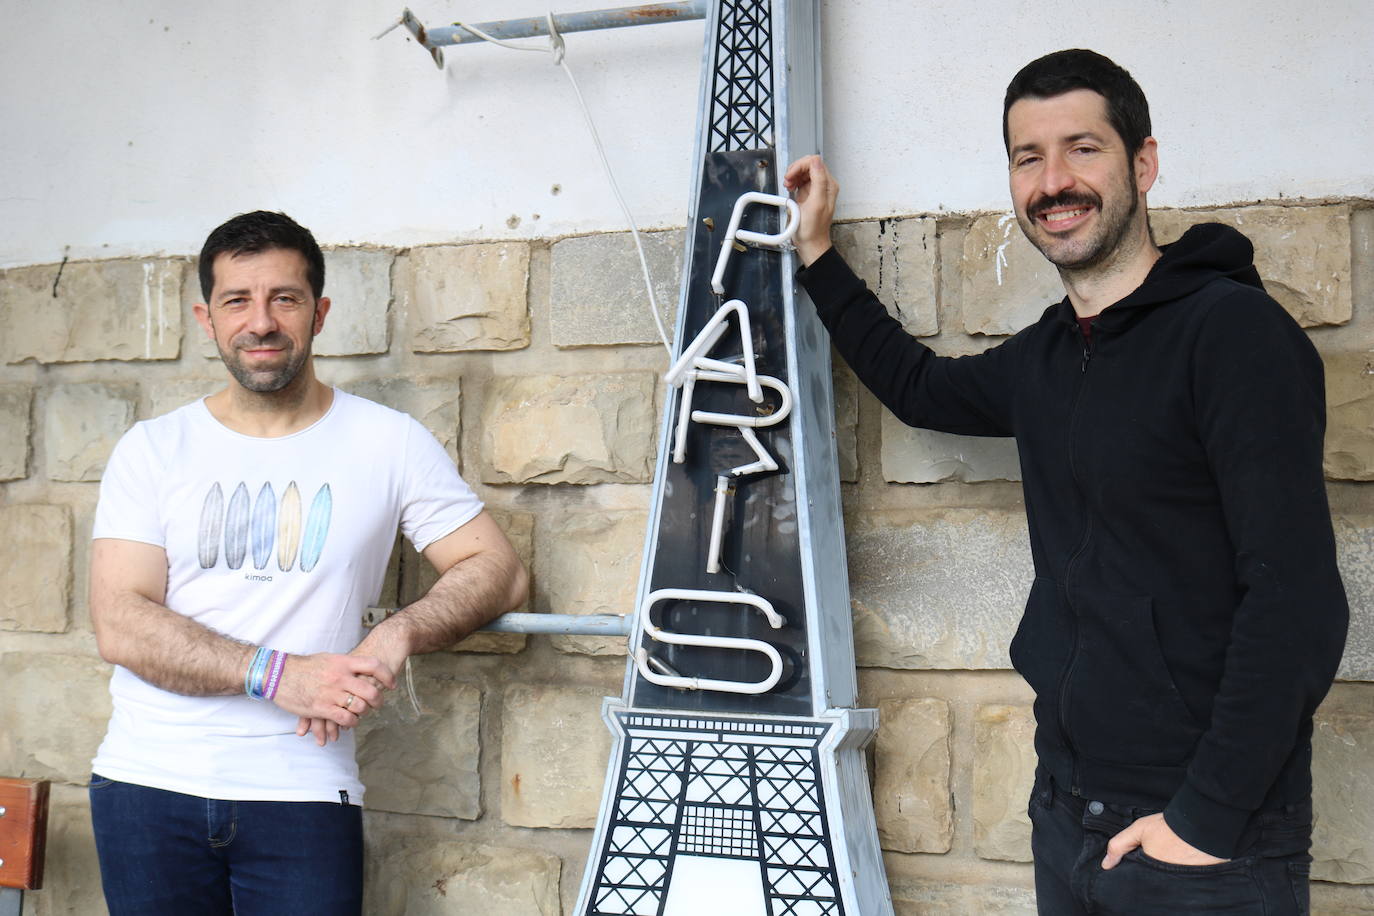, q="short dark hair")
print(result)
[1002,49,1152,157]
[198,210,325,301]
